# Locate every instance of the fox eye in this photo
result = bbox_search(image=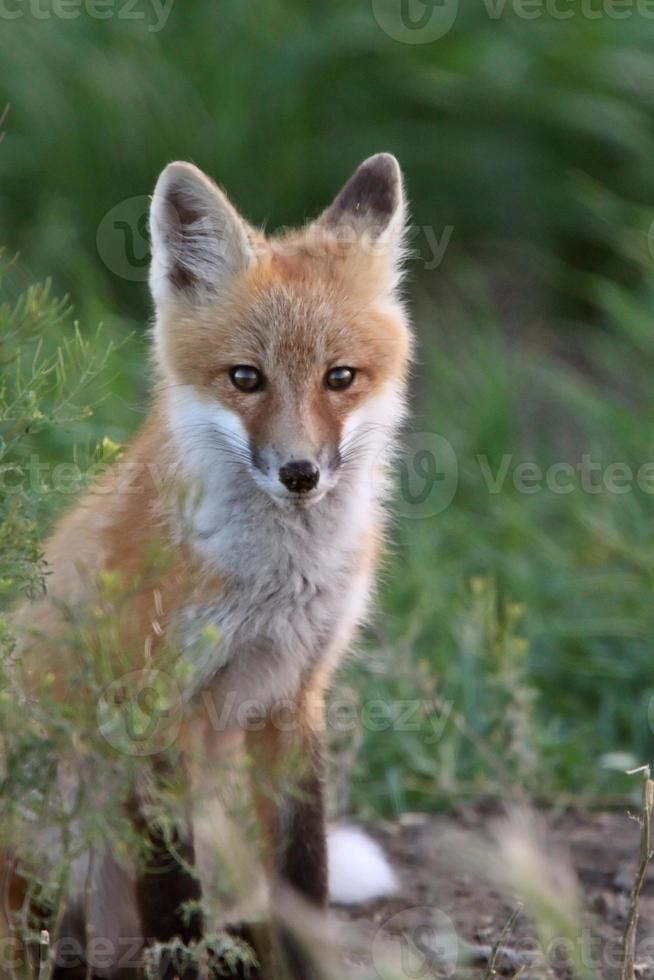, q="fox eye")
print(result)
[325,366,356,391]
[229,365,264,392]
